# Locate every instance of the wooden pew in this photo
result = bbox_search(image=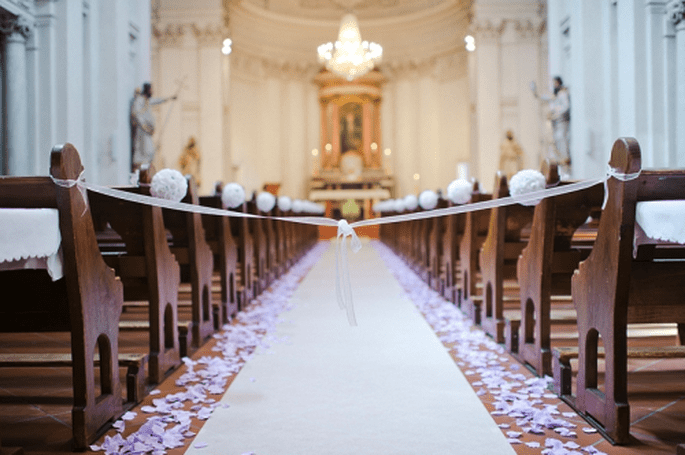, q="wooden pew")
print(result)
[88,170,182,385]
[247,195,268,296]
[200,193,240,324]
[263,204,282,281]
[427,197,448,292]
[513,162,603,376]
[228,201,255,306]
[0,436,23,455]
[273,206,289,275]
[554,138,685,444]
[440,184,472,304]
[162,177,215,352]
[0,143,124,449]
[458,188,491,322]
[479,173,535,343]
